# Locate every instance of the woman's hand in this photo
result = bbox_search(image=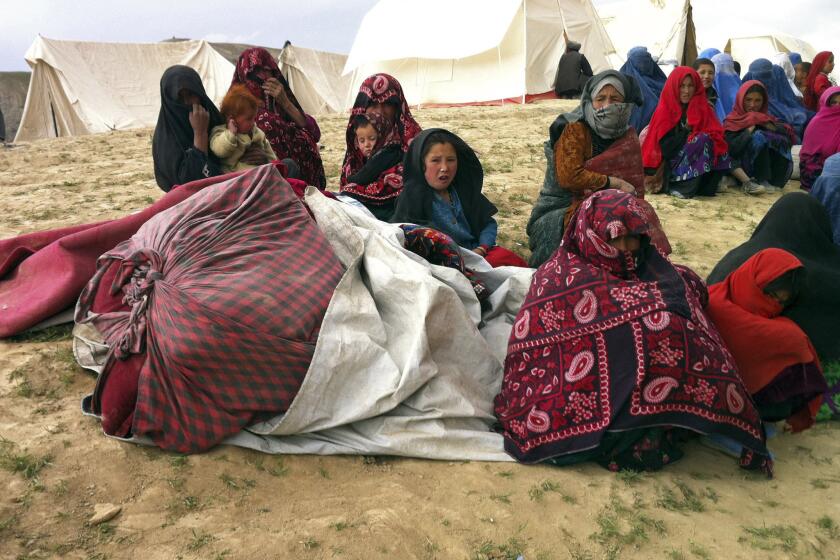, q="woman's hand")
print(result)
[227,118,238,135]
[262,77,285,100]
[610,176,637,195]
[189,104,209,133]
[190,104,209,153]
[263,77,308,127]
[748,125,756,133]
[240,144,270,165]
[474,246,488,257]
